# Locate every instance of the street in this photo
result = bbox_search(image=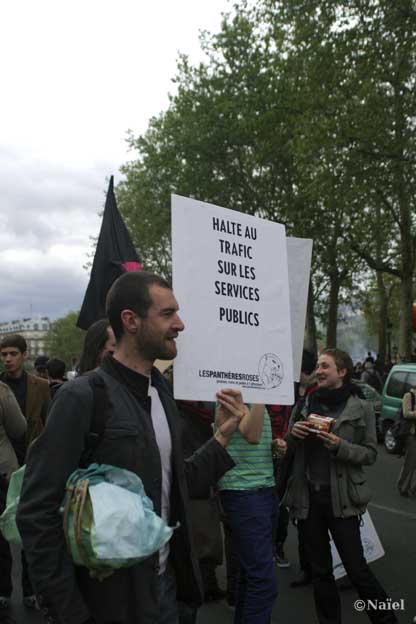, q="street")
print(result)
[7,445,416,624]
